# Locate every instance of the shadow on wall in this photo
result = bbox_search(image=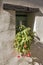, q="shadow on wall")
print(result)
[27,12,35,30]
